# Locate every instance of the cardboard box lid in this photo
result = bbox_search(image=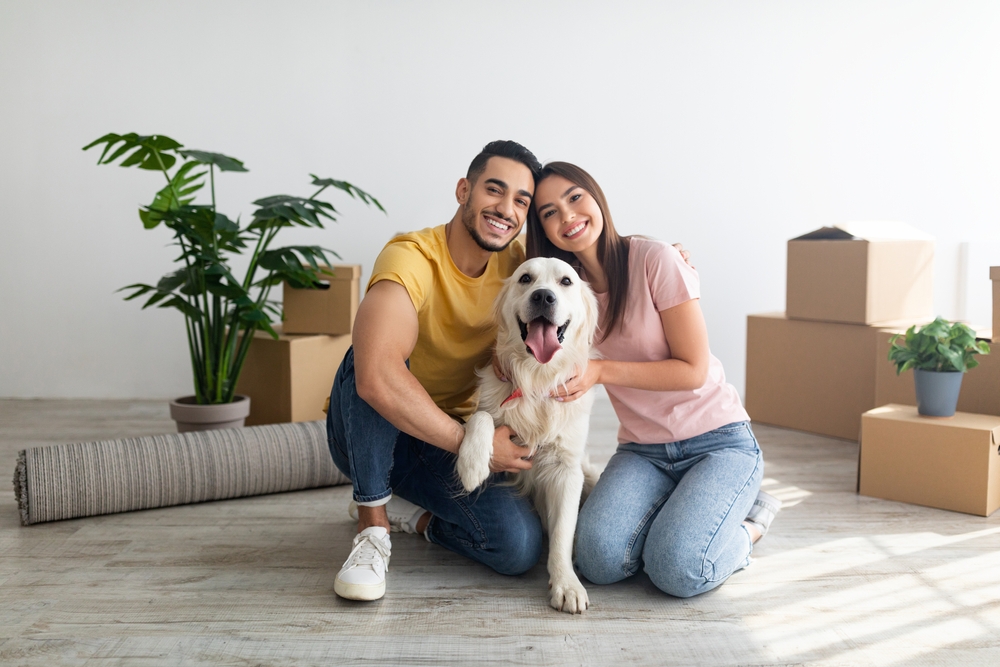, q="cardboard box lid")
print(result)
[991,266,1000,281]
[313,264,361,281]
[244,324,345,343]
[792,222,935,243]
[864,404,1000,435]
